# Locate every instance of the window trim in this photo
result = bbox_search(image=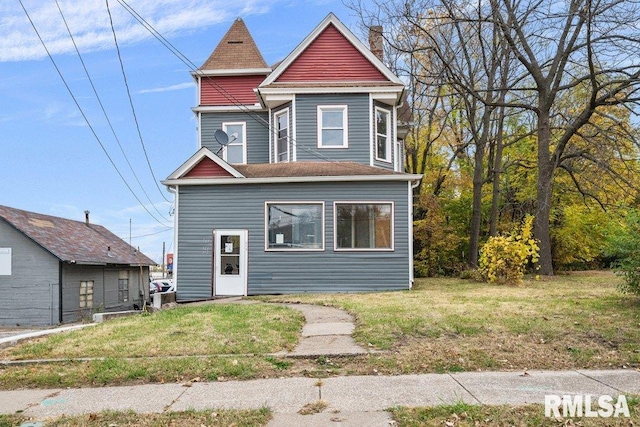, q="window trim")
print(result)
[374,107,392,163]
[274,108,290,163]
[333,201,395,252]
[317,105,348,148]
[79,280,94,308]
[222,121,247,164]
[265,201,325,252]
